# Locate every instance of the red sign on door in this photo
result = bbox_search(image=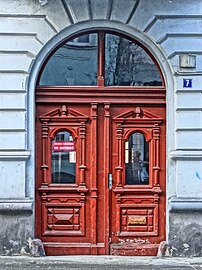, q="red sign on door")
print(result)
[53,141,75,152]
